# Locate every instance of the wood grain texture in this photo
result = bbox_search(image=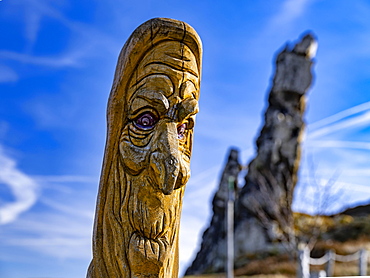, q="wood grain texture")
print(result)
[87,18,202,278]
